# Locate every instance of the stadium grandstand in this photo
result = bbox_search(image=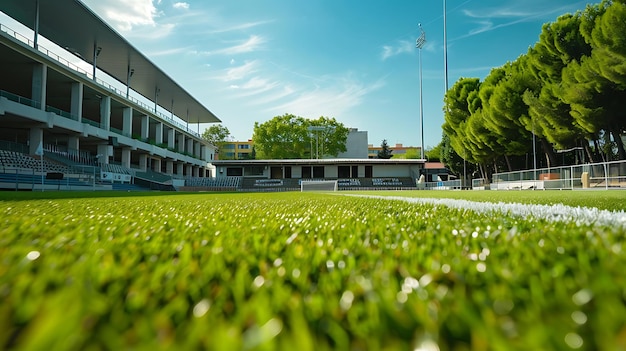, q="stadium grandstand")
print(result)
[0,0,220,191]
